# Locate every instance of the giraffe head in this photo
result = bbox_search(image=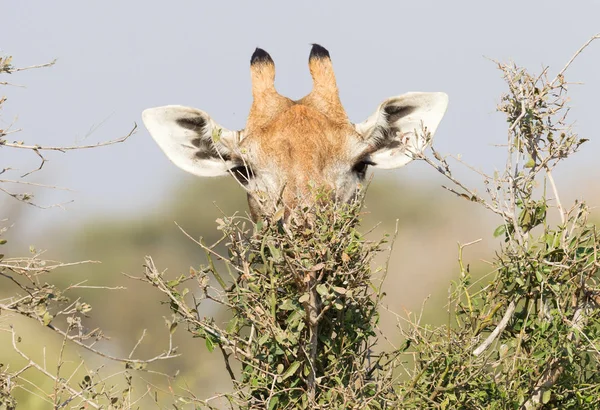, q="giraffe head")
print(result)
[142,45,448,221]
